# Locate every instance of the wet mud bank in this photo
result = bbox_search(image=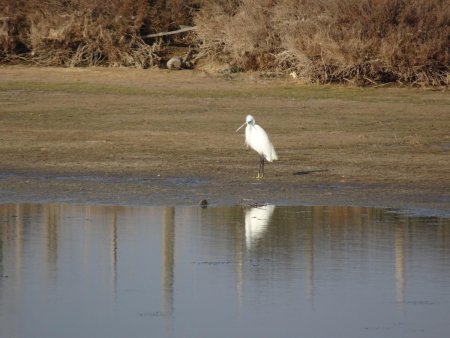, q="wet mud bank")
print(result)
[1,171,449,217]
